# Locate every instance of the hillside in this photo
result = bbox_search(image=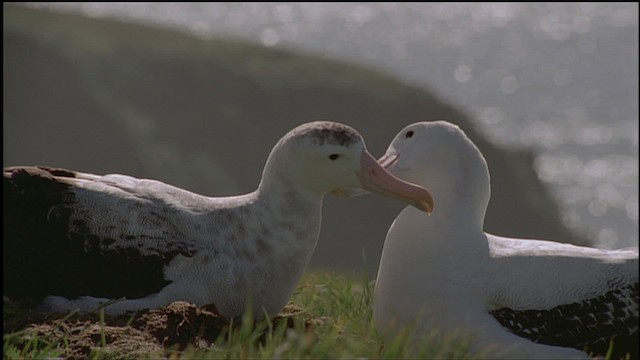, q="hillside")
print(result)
[3,5,587,276]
